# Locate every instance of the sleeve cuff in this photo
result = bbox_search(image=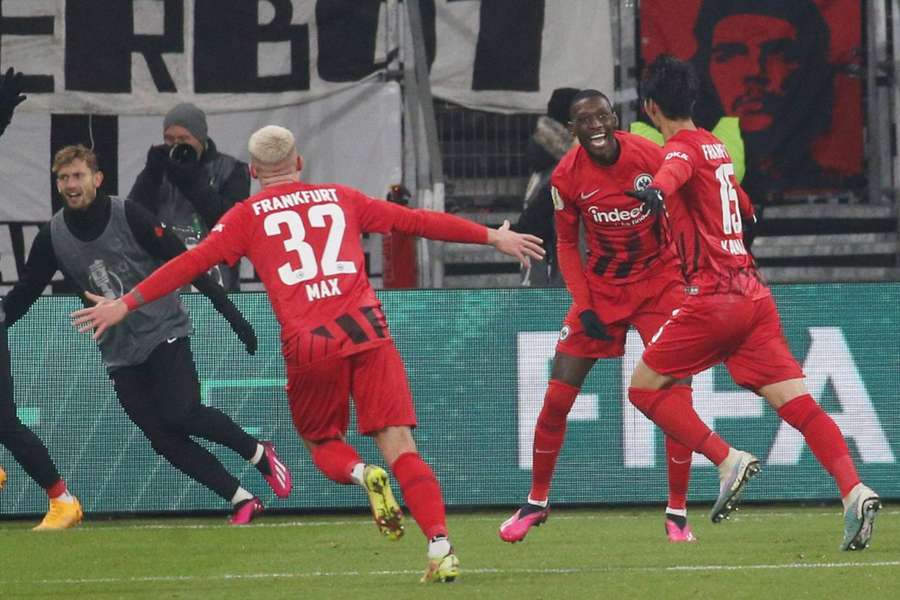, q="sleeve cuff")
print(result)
[122,291,143,311]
